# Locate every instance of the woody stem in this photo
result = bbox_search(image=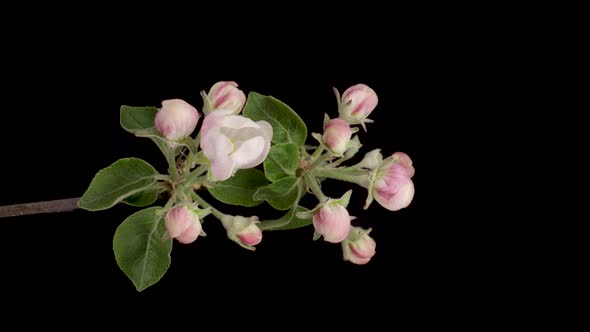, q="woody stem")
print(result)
[0,198,80,219]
